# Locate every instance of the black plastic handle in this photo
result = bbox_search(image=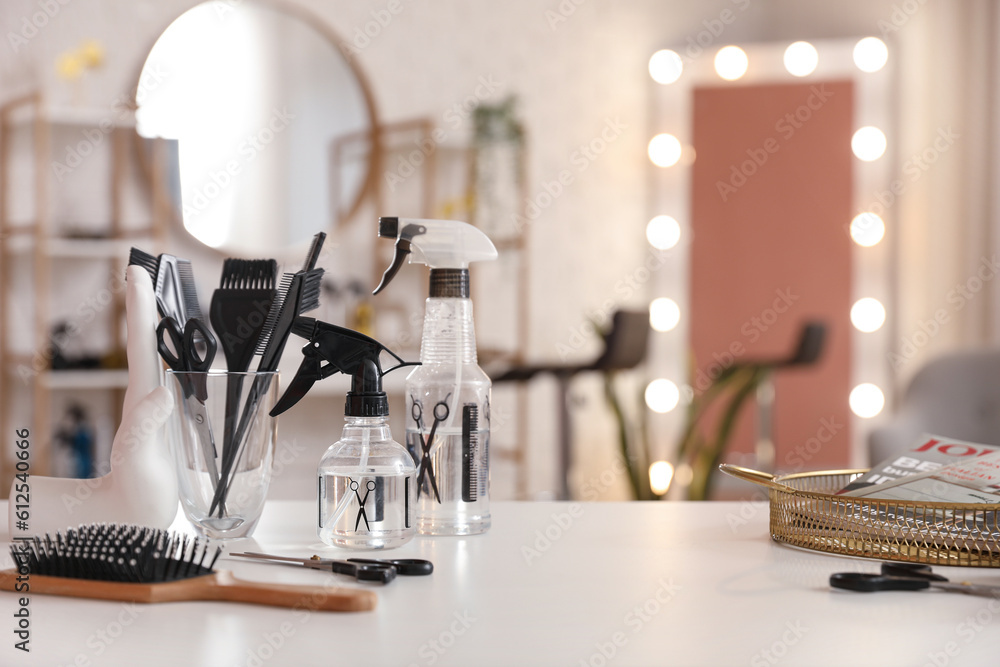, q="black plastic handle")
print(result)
[348,558,433,576]
[881,562,949,582]
[830,572,932,592]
